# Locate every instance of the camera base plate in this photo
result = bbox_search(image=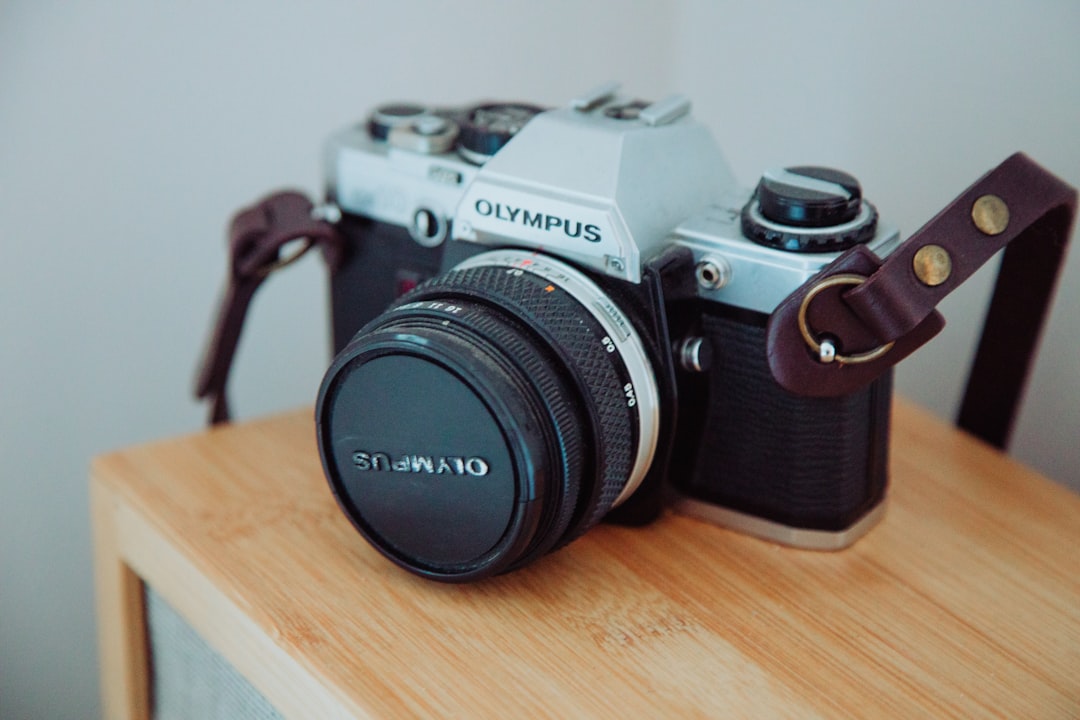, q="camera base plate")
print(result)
[670,494,888,551]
